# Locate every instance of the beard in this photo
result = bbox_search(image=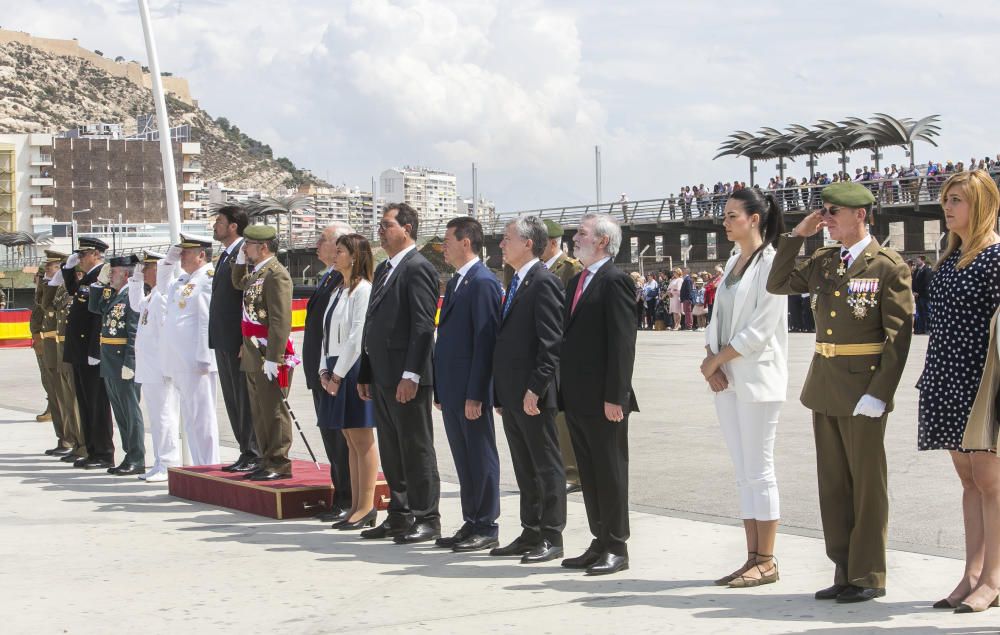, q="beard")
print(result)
[574,242,596,263]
